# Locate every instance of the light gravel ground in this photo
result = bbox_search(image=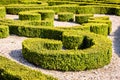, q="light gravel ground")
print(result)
[0,14,120,80]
